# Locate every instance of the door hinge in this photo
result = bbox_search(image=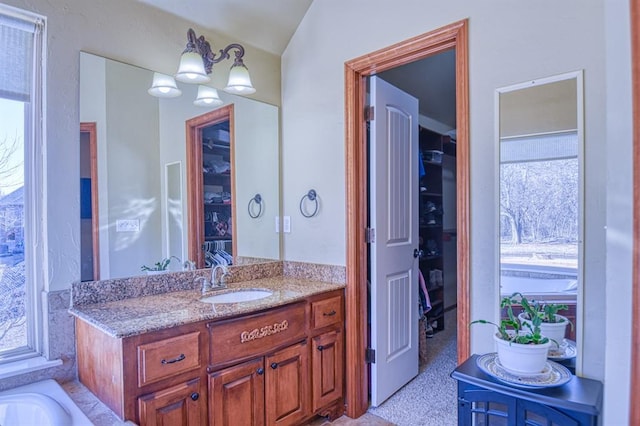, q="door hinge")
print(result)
[365,228,375,243]
[365,105,375,122]
[366,348,376,364]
